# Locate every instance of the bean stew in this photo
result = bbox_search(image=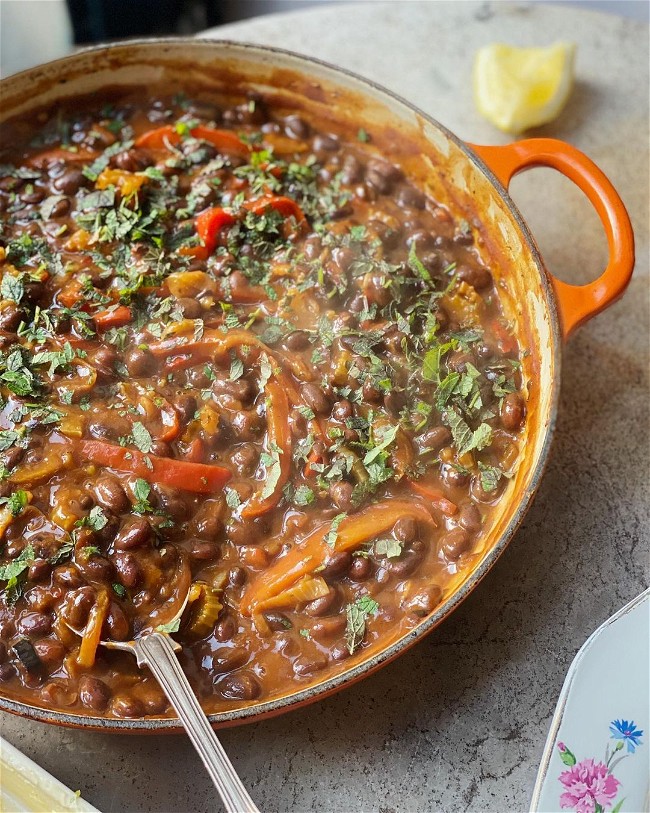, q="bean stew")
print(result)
[0,89,527,717]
